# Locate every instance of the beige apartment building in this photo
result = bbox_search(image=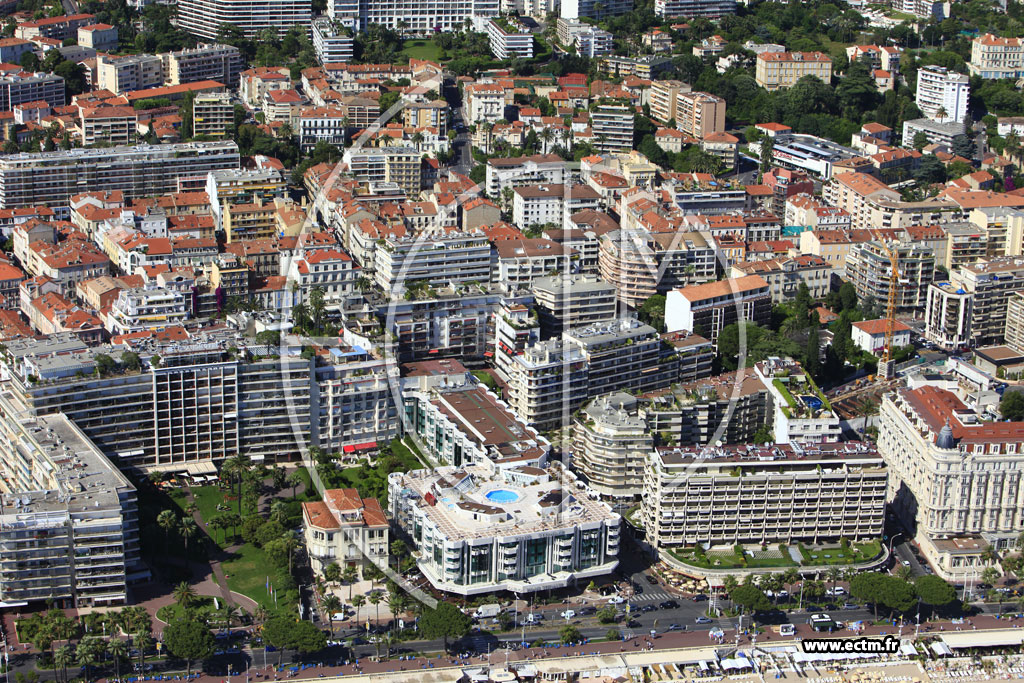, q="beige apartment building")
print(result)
[302,488,389,578]
[97,54,164,94]
[755,51,832,91]
[572,393,653,501]
[648,79,689,124]
[641,441,886,548]
[675,91,726,139]
[969,33,1024,79]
